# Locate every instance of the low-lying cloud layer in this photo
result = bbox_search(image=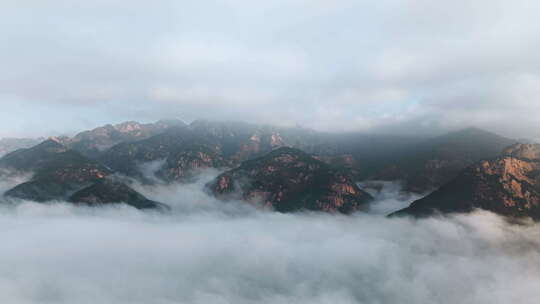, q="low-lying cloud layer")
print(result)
[1,172,540,303]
